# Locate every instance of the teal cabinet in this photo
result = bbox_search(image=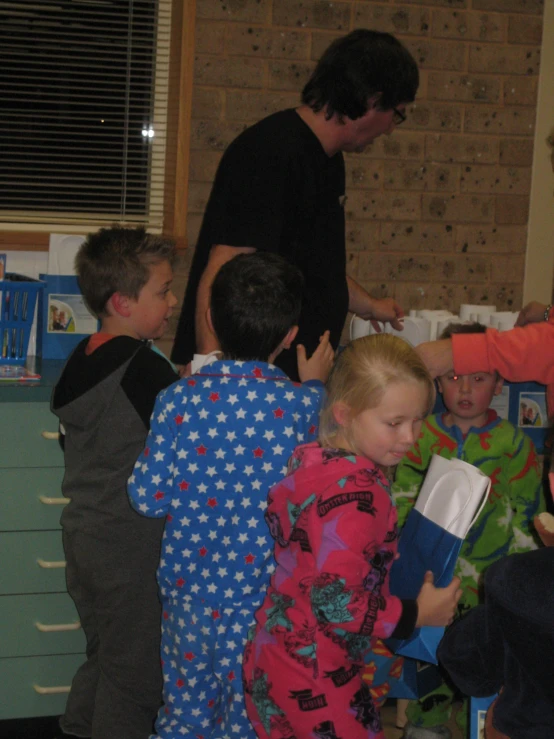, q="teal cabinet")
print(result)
[0,363,84,720]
